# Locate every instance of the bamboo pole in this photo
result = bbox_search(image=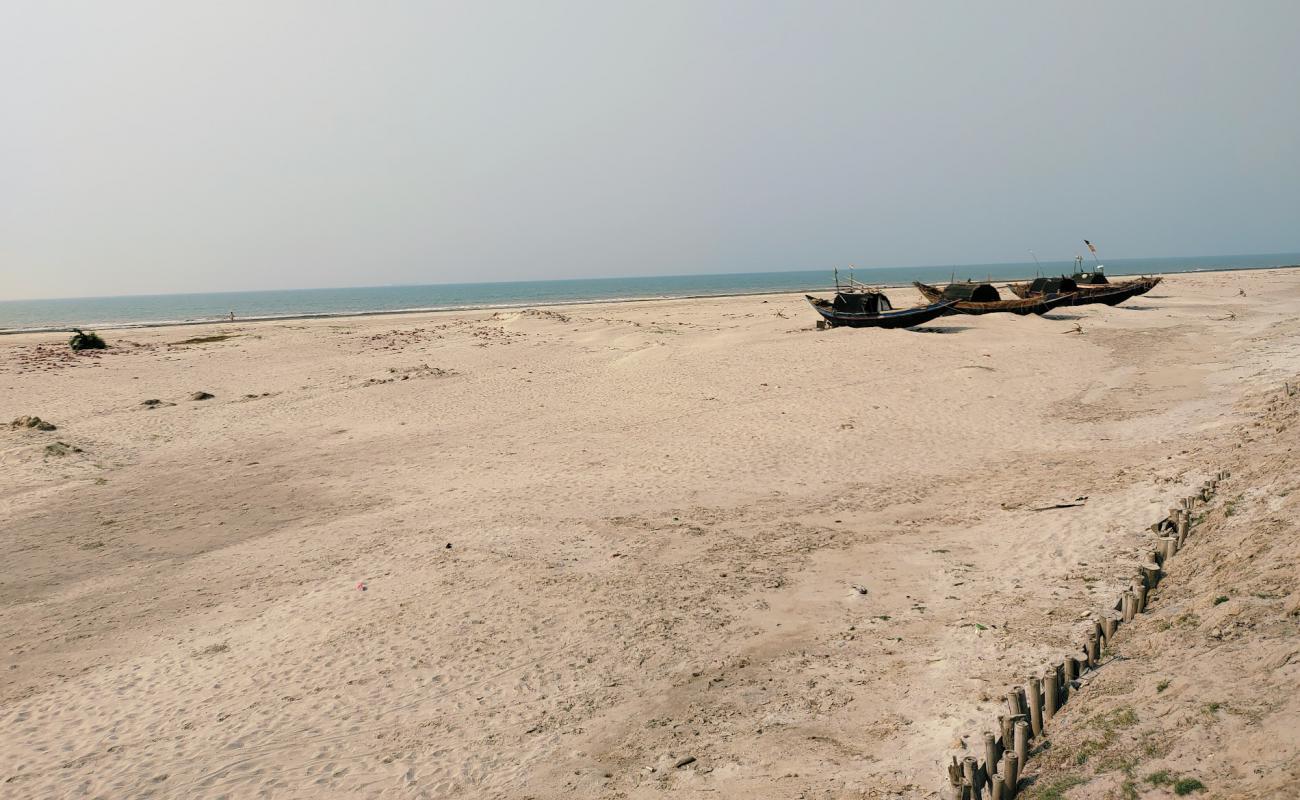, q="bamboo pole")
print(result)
[1087,632,1100,666]
[1026,677,1043,737]
[963,756,981,800]
[1159,536,1177,560]
[984,731,998,787]
[1013,720,1029,770]
[991,773,1005,800]
[1044,671,1059,722]
[1133,582,1148,614]
[999,714,1013,753]
[1141,562,1161,590]
[1101,614,1117,643]
[1005,751,1020,796]
[1058,659,1070,703]
[1006,689,1023,720]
